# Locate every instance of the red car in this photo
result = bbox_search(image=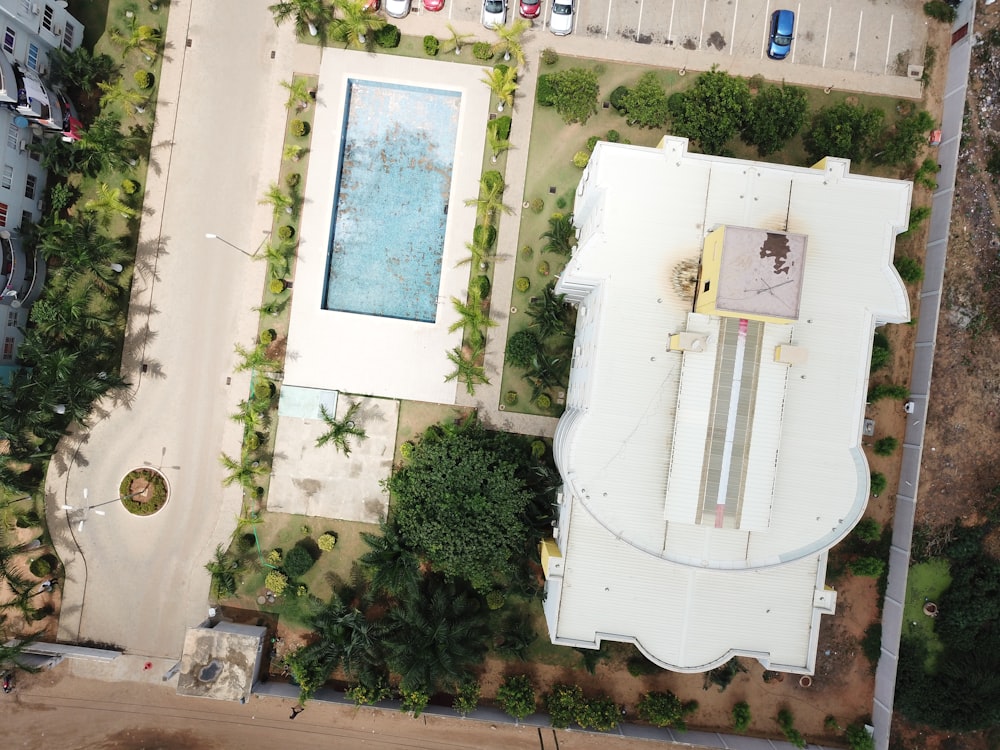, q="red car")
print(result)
[519,0,540,17]
[423,0,445,10]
